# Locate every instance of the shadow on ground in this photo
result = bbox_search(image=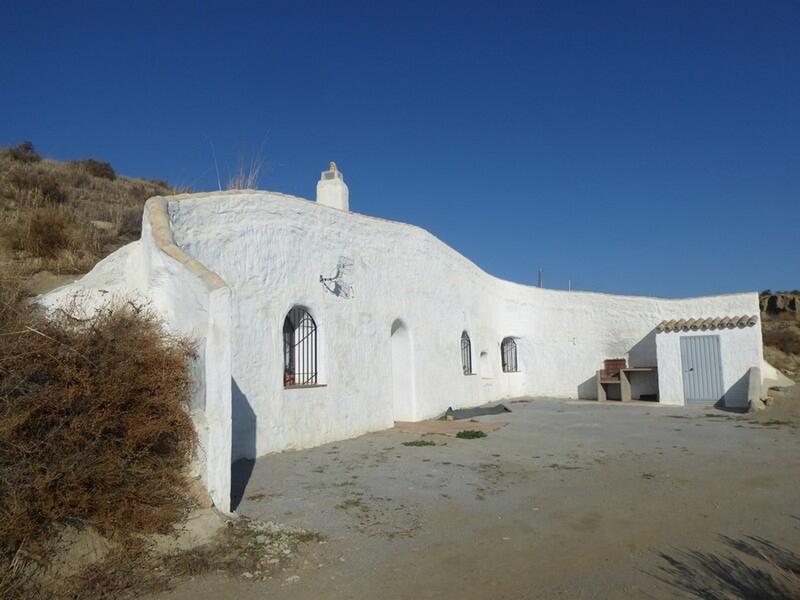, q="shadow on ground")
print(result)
[653,534,800,599]
[230,459,255,511]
